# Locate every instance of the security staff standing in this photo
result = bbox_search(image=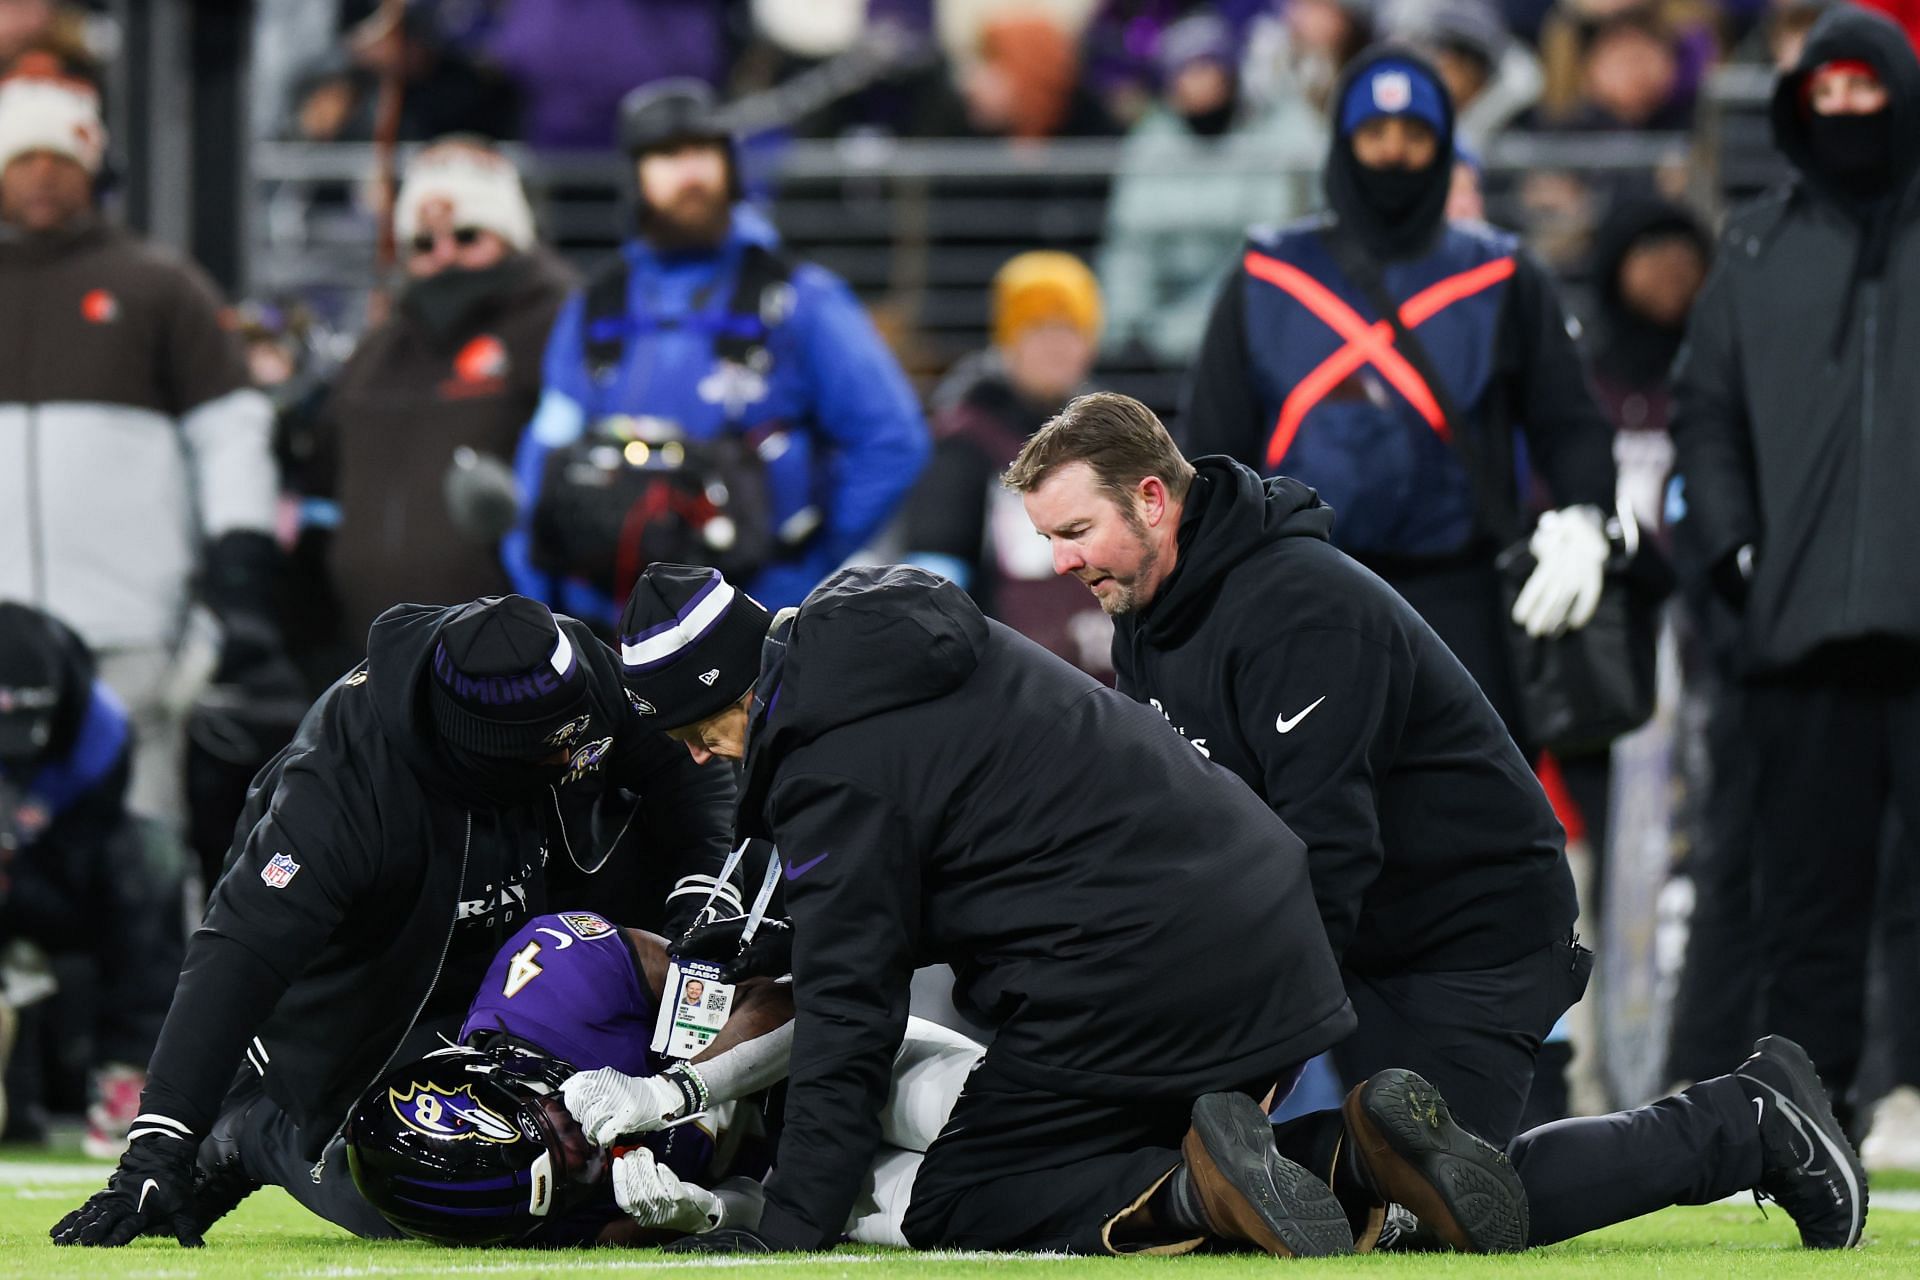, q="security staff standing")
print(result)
[1182,48,1617,741]
[1670,6,1920,1126]
[505,81,929,621]
[51,595,736,1248]
[1011,392,1865,1251]
[610,562,1527,1258]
